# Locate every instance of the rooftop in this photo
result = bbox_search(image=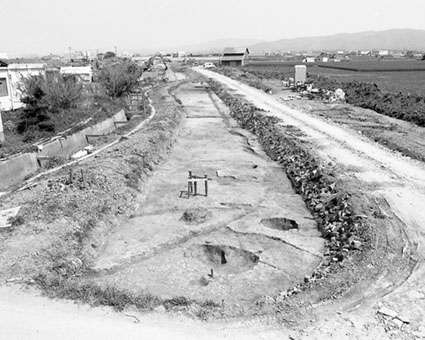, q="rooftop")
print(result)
[222,47,249,55]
